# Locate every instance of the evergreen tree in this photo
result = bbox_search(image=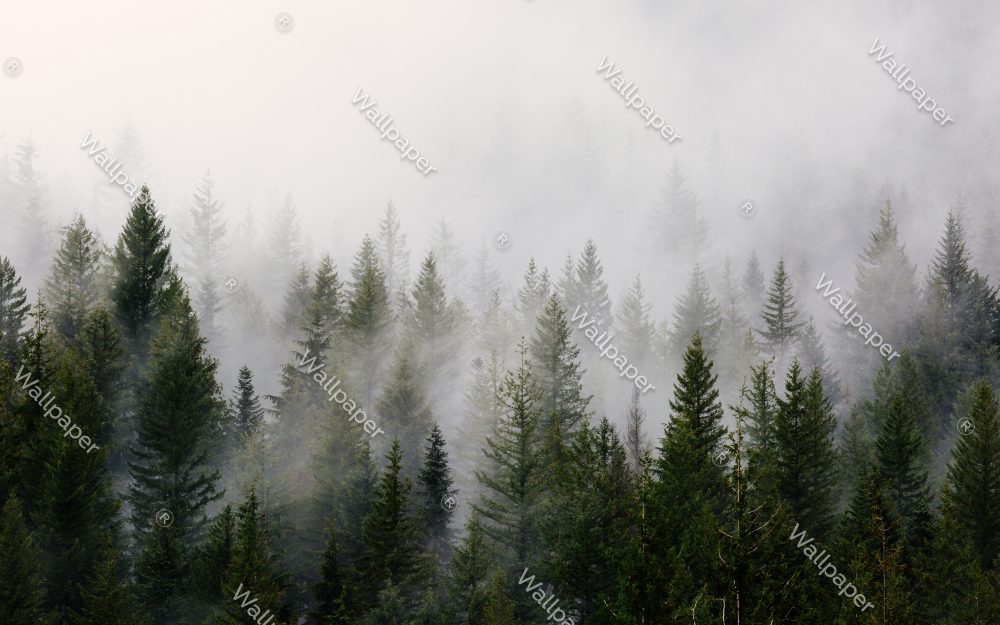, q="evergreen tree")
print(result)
[129,291,224,613]
[649,159,707,261]
[562,239,613,332]
[624,387,649,474]
[375,202,410,312]
[0,495,51,624]
[10,138,52,277]
[943,379,1000,569]
[516,258,550,339]
[0,256,30,365]
[797,317,842,406]
[652,333,727,620]
[360,583,406,625]
[215,489,292,625]
[455,351,504,499]
[875,383,933,552]
[473,342,543,582]
[70,543,150,625]
[475,290,512,360]
[45,215,105,342]
[617,275,655,369]
[668,265,722,363]
[418,423,456,557]
[741,359,780,496]
[280,264,311,338]
[266,193,305,300]
[311,524,351,625]
[229,366,265,438]
[376,343,434,477]
[480,571,515,625]
[529,294,591,444]
[408,253,456,383]
[448,517,494,624]
[110,186,174,368]
[309,254,344,341]
[361,441,422,601]
[468,243,503,317]
[343,235,390,406]
[757,258,805,363]
[196,505,236,601]
[742,250,766,319]
[430,218,466,301]
[774,363,838,538]
[182,171,227,345]
[854,199,920,347]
